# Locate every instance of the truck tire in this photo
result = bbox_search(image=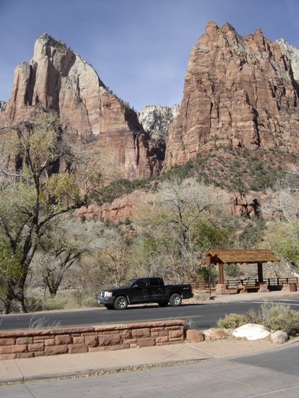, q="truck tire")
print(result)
[169,293,182,307]
[114,296,128,310]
